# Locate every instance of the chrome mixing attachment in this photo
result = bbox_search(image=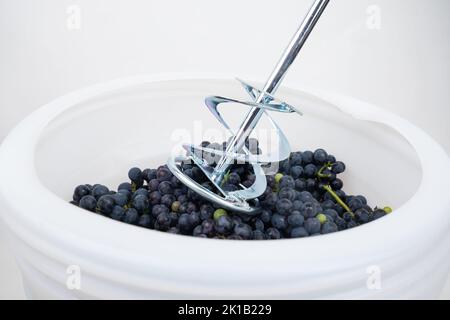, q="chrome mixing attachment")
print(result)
[168,0,329,215]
